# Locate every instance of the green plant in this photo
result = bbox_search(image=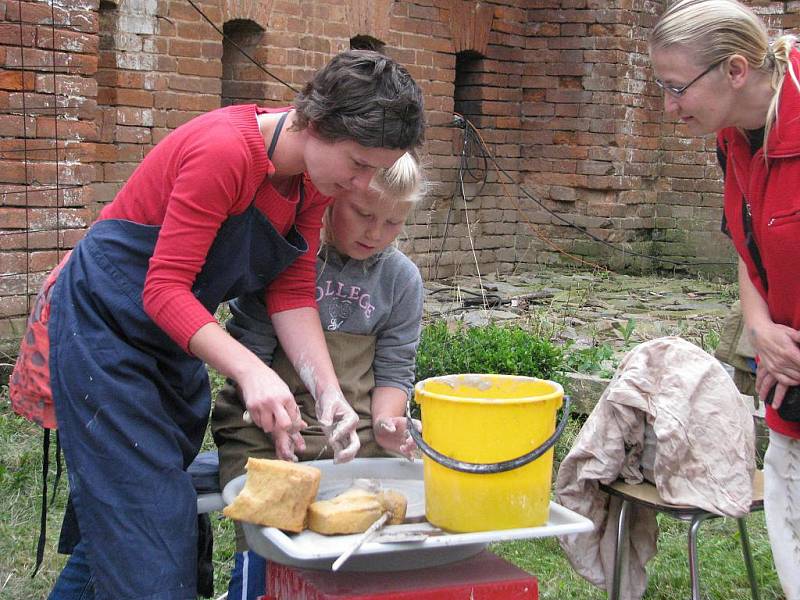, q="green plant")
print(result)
[619,317,637,346]
[562,340,617,378]
[701,328,721,353]
[416,321,564,382]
